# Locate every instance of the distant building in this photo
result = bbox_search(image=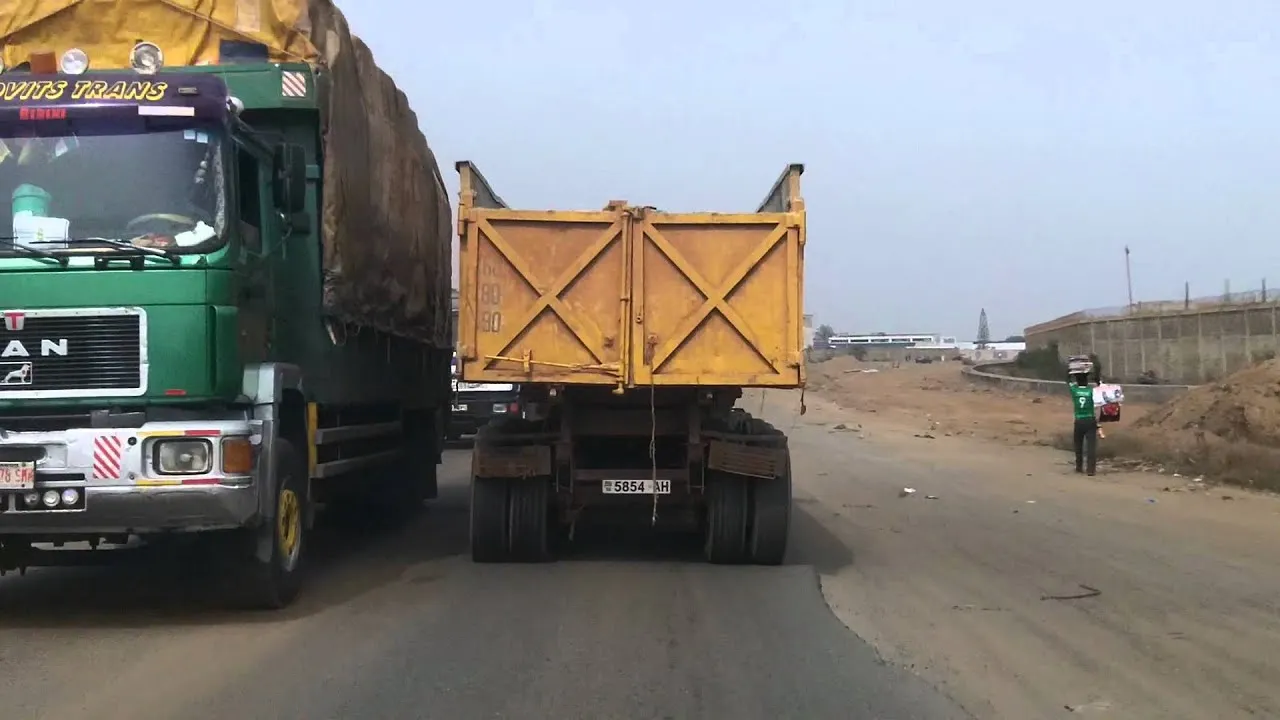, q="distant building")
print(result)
[827,333,956,348]
[956,341,1026,363]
